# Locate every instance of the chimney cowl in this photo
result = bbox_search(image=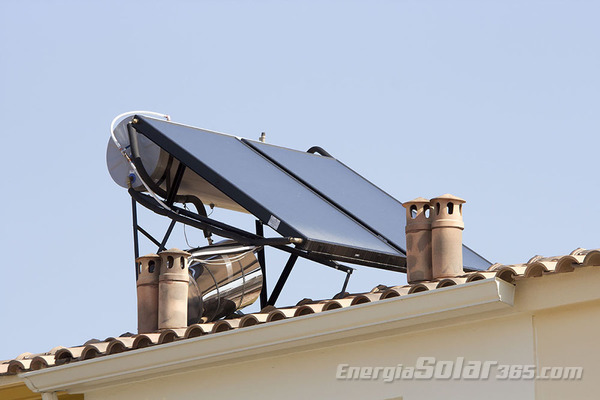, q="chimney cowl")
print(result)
[158,248,191,282]
[404,197,431,230]
[136,254,160,285]
[430,194,465,230]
